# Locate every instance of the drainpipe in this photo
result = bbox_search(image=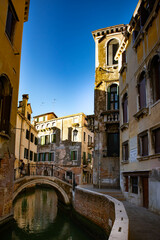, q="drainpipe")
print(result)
[98,129,101,189]
[19,116,23,162]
